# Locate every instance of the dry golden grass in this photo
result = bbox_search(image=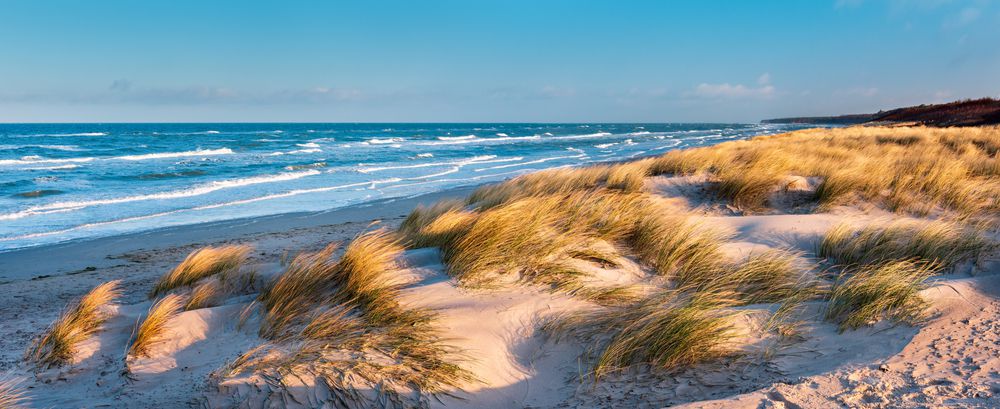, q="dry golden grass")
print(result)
[825,260,936,332]
[128,293,184,358]
[398,199,473,248]
[819,220,989,270]
[27,280,121,368]
[185,277,223,310]
[648,126,1000,217]
[547,288,737,379]
[150,244,251,297]
[0,374,27,408]
[228,232,474,407]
